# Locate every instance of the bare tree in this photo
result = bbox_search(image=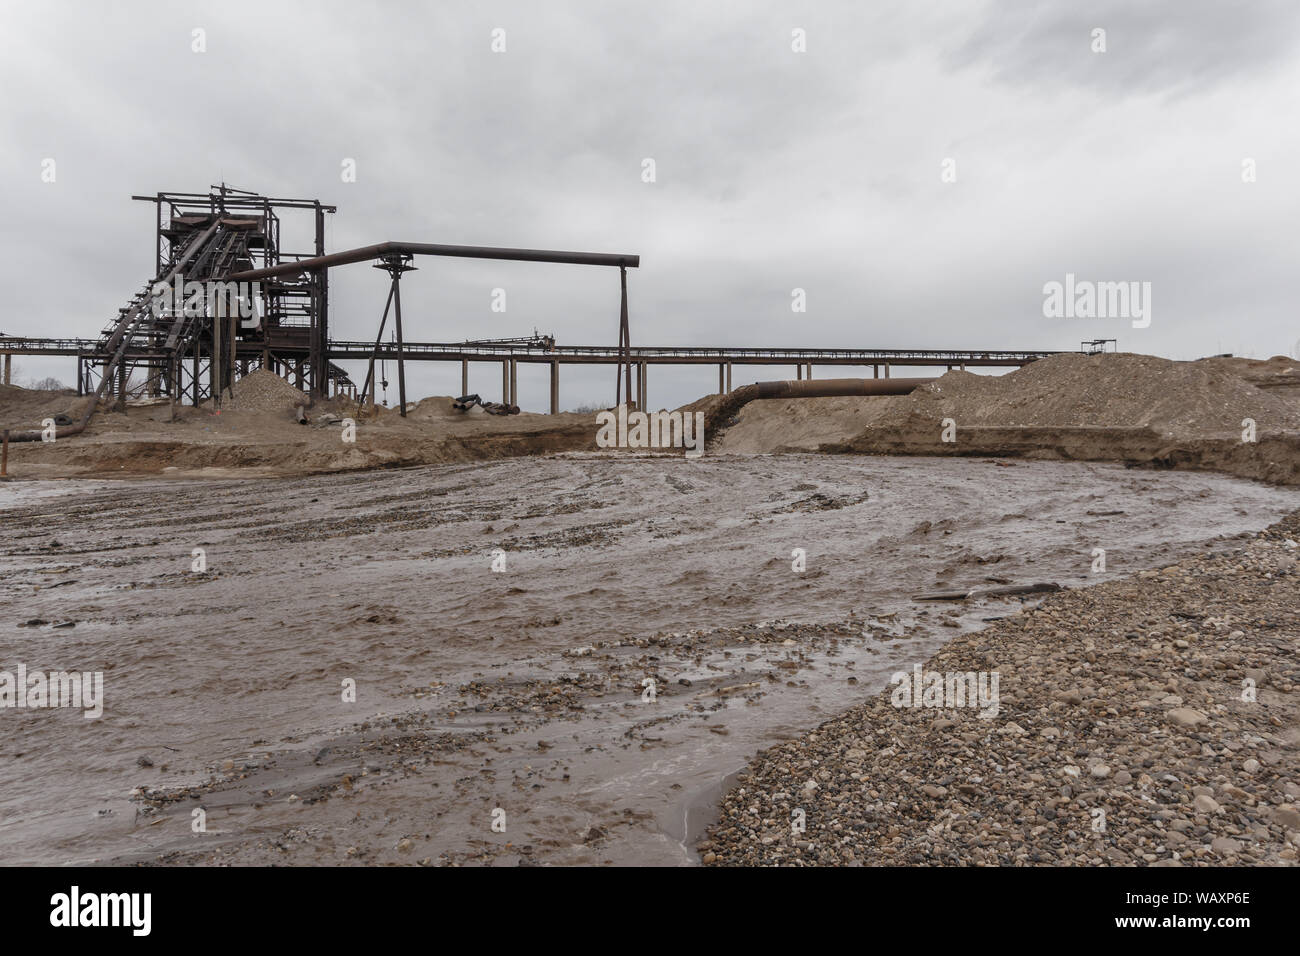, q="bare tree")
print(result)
[25,376,69,391]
